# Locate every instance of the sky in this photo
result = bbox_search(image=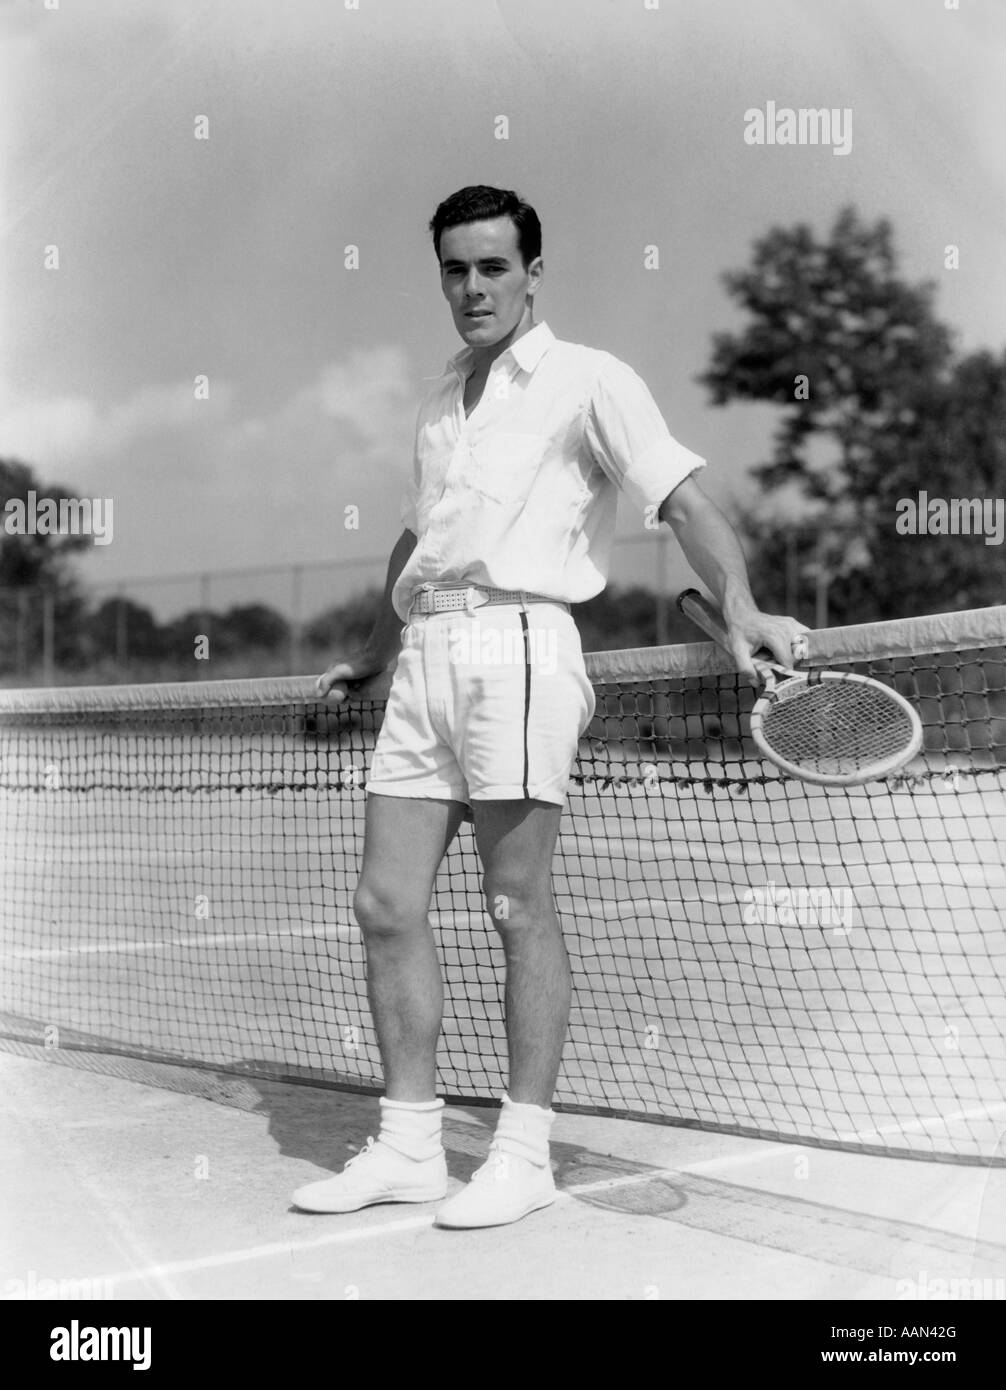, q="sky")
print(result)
[1,0,1004,622]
